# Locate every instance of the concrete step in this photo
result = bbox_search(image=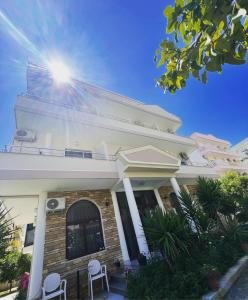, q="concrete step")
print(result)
[109,280,127,297]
